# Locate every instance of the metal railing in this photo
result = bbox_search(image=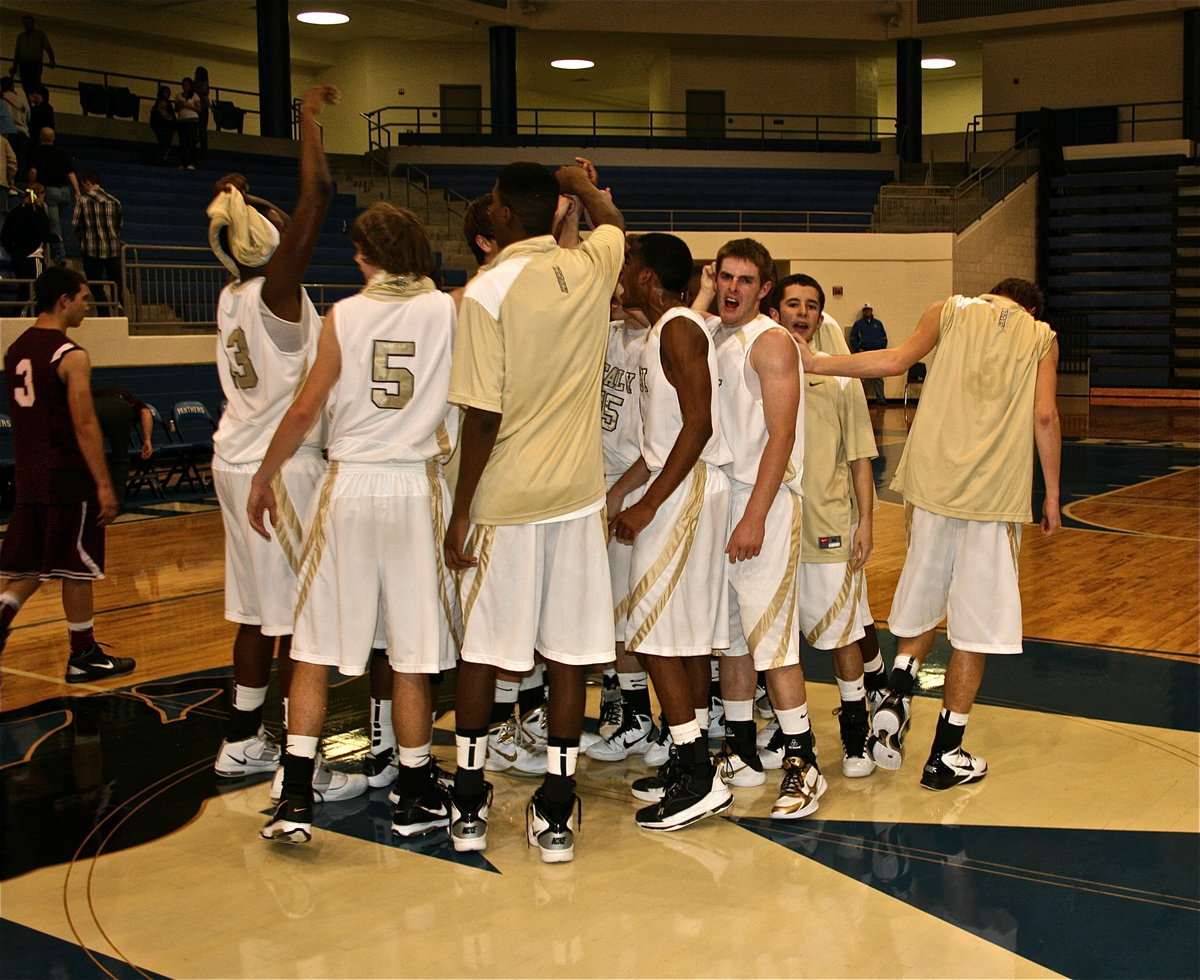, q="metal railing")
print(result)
[398,165,472,232]
[964,101,1196,159]
[363,105,896,151]
[120,245,358,331]
[0,280,123,318]
[624,209,873,233]
[878,130,1041,233]
[47,62,259,130]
